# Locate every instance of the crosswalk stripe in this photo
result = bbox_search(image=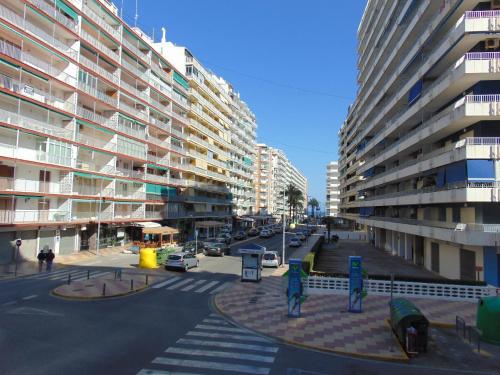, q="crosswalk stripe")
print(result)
[202,318,229,325]
[194,281,218,293]
[165,347,275,363]
[137,369,202,375]
[166,278,194,290]
[152,277,181,289]
[209,282,231,294]
[181,279,205,292]
[151,357,270,375]
[195,324,251,334]
[32,269,70,279]
[186,331,270,343]
[73,271,109,282]
[50,271,87,280]
[209,313,221,318]
[176,338,278,353]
